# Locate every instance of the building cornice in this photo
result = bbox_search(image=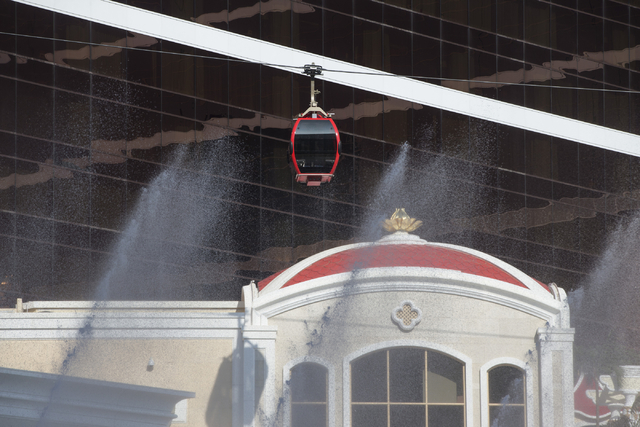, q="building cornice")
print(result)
[253,267,564,325]
[0,310,244,339]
